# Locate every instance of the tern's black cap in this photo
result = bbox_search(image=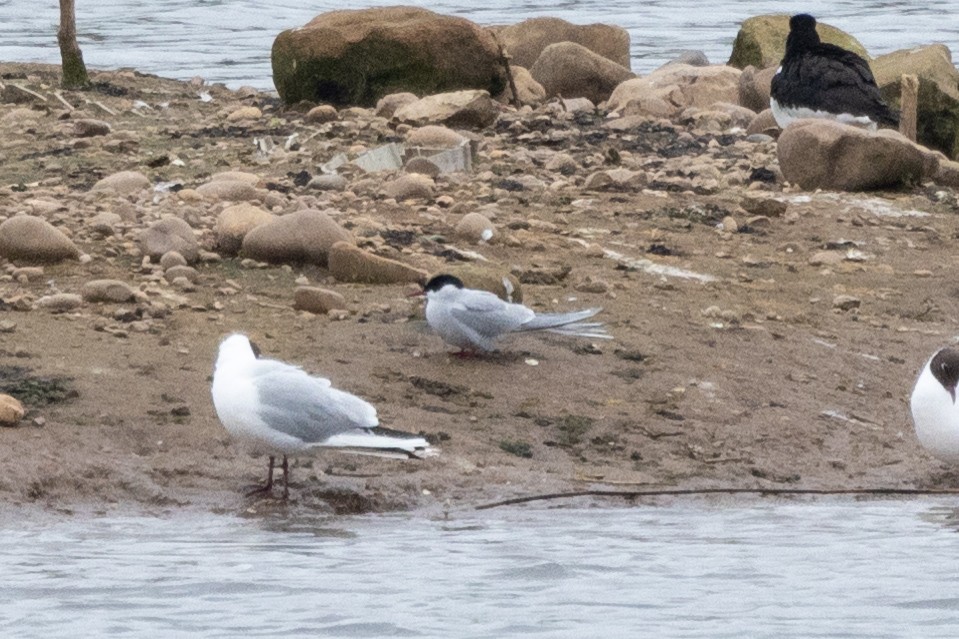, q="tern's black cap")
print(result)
[423,274,465,293]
